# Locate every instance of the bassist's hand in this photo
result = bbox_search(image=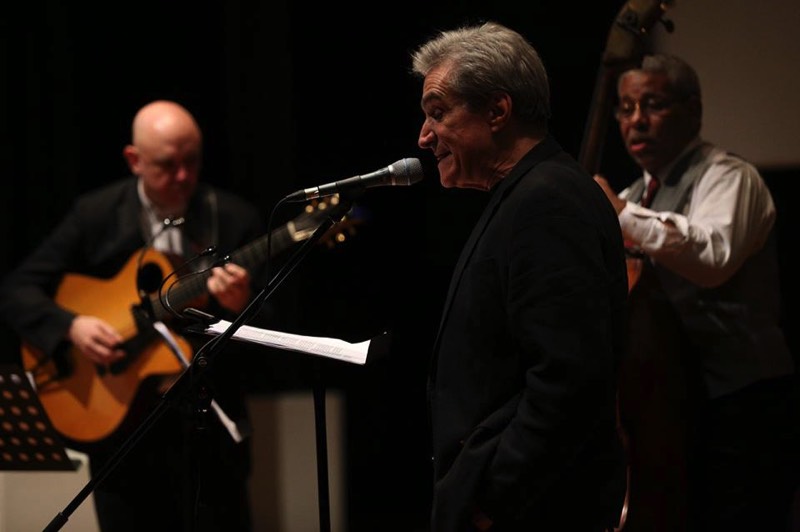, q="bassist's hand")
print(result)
[594,174,627,215]
[68,315,126,365]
